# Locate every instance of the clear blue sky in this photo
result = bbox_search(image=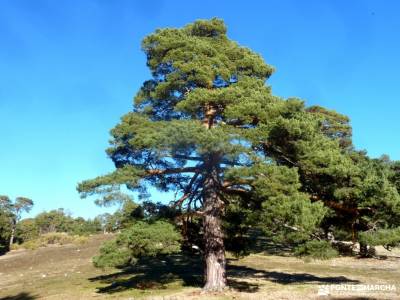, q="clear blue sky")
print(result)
[1,0,399,219]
